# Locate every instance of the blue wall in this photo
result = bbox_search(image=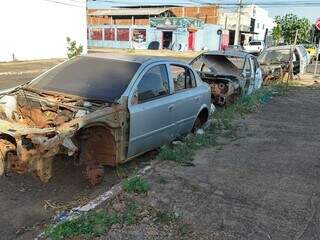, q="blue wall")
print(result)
[88,24,221,51]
